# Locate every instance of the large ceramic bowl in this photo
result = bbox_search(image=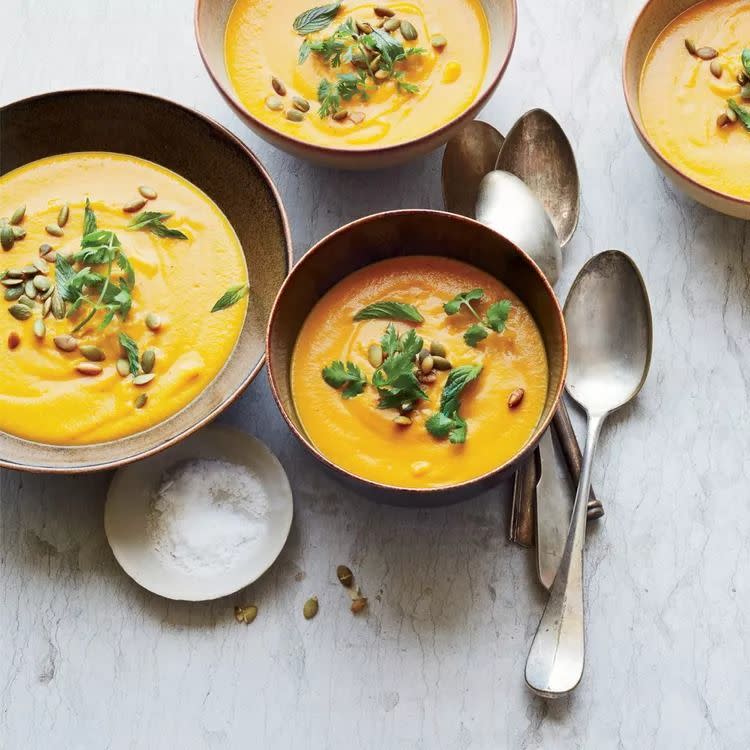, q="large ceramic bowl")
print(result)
[266,210,567,506]
[195,0,517,170]
[624,0,750,219]
[0,89,292,473]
